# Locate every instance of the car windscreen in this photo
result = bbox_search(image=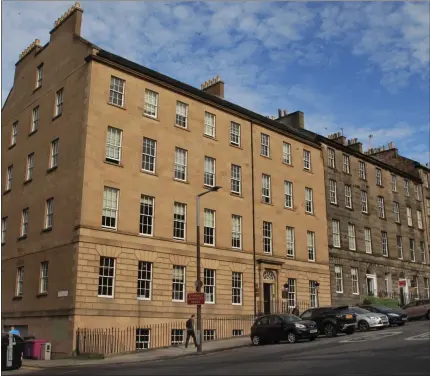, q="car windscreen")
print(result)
[374,305,393,312]
[350,307,370,314]
[280,314,302,322]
